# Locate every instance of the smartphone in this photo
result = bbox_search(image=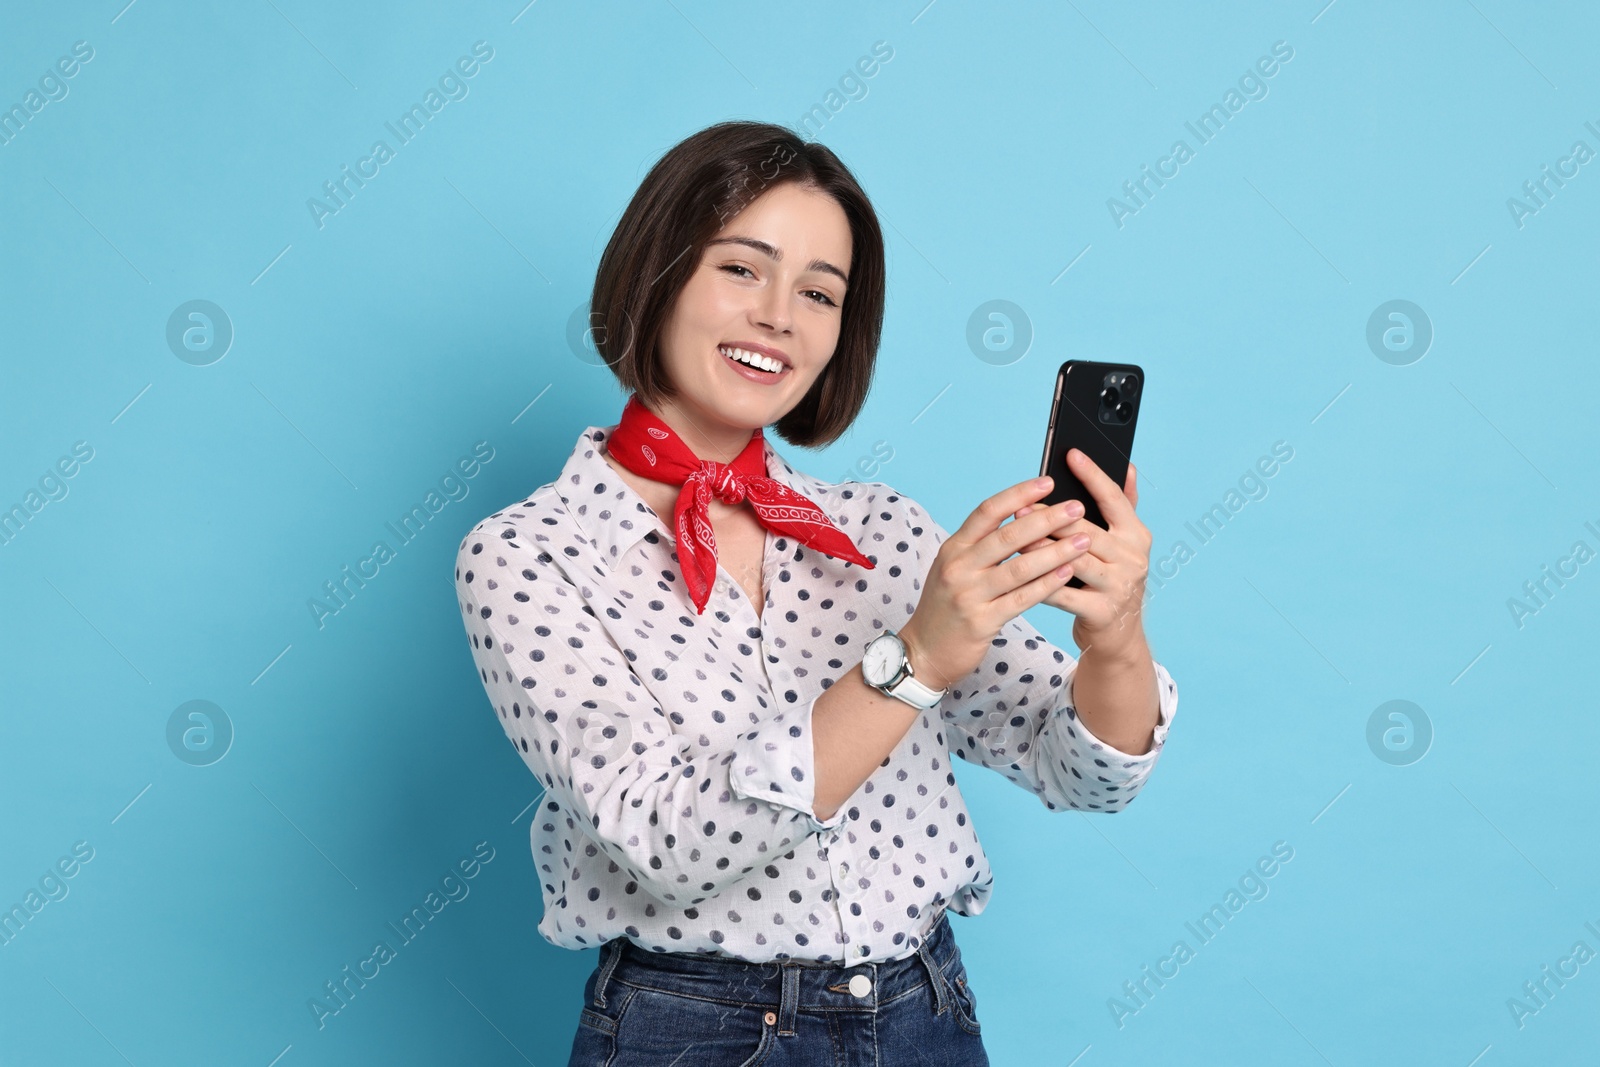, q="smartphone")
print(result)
[1037,360,1144,588]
